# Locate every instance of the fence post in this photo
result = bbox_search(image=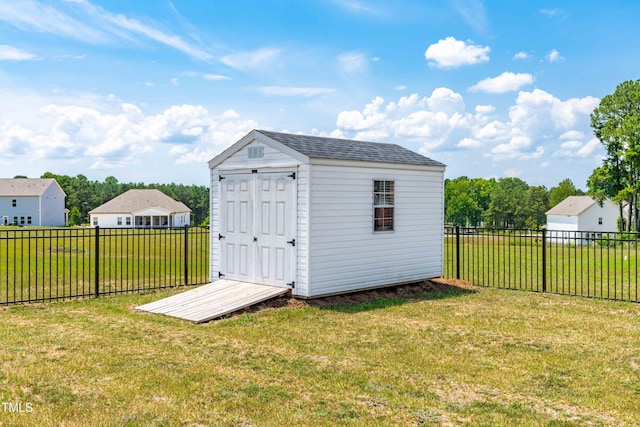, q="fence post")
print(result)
[455,225,461,280]
[94,226,100,298]
[541,228,547,292]
[184,224,189,286]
